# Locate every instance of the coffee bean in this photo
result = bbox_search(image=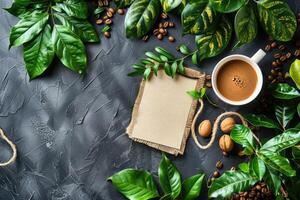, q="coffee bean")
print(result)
[159,23,163,28]
[104,31,111,38]
[168,22,175,28]
[286,52,292,59]
[272,61,278,68]
[108,8,115,14]
[271,42,277,48]
[153,29,159,36]
[271,79,277,84]
[206,74,211,80]
[216,161,223,169]
[105,19,112,25]
[264,45,271,51]
[117,9,124,15]
[142,35,149,42]
[103,15,108,20]
[162,29,168,36]
[279,55,287,62]
[255,185,261,191]
[163,22,169,28]
[230,166,236,171]
[271,69,276,75]
[206,82,212,88]
[278,44,285,50]
[294,49,300,57]
[213,171,220,178]
[158,28,164,34]
[96,19,103,25]
[103,0,108,6]
[157,34,163,40]
[161,12,168,19]
[276,59,282,66]
[273,53,281,59]
[107,11,113,18]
